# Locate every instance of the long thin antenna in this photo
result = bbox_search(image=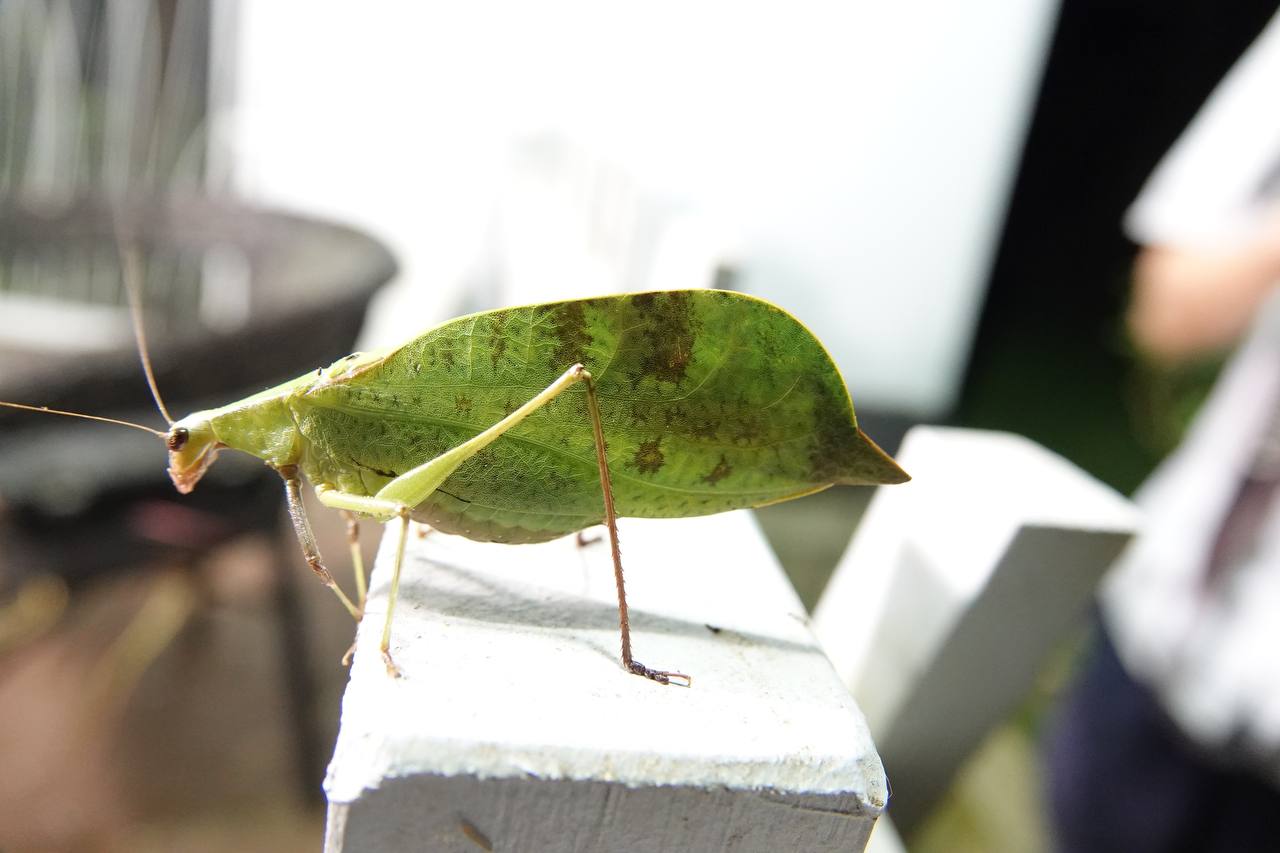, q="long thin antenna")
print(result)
[118,240,175,425]
[0,401,165,437]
